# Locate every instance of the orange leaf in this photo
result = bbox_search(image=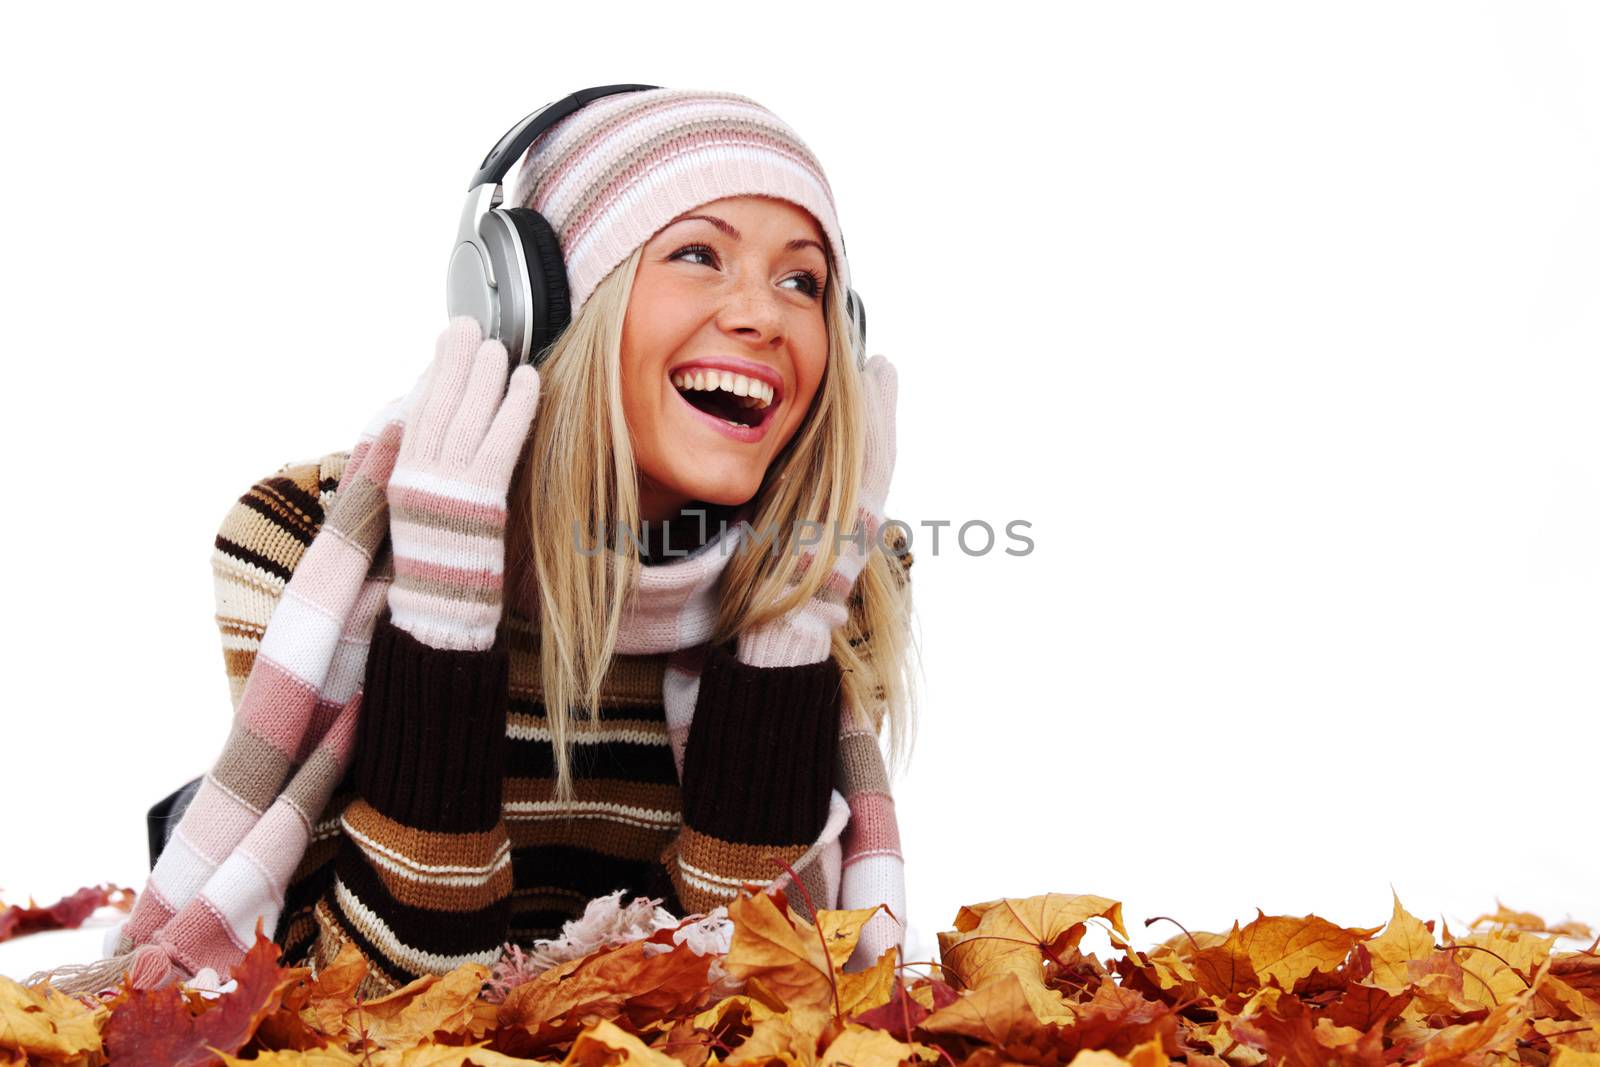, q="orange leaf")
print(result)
[723,892,837,1014]
[1236,911,1375,991]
